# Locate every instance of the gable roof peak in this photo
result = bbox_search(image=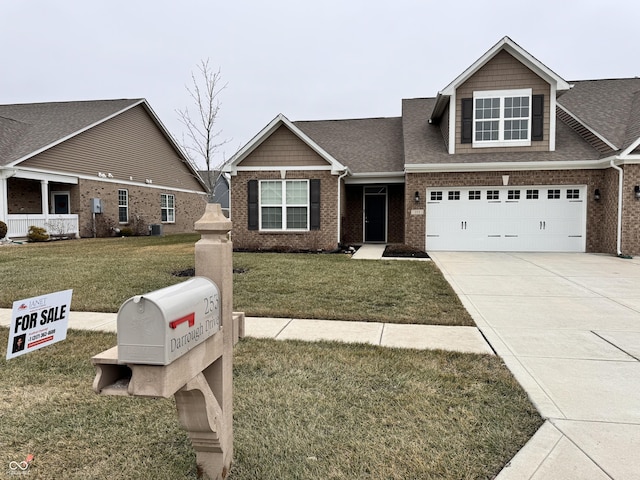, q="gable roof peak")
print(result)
[224,113,347,175]
[430,37,571,121]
